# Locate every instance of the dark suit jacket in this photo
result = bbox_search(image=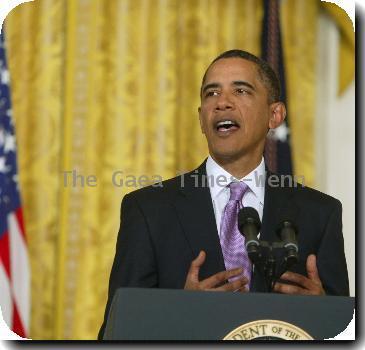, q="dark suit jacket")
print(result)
[98,160,349,339]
